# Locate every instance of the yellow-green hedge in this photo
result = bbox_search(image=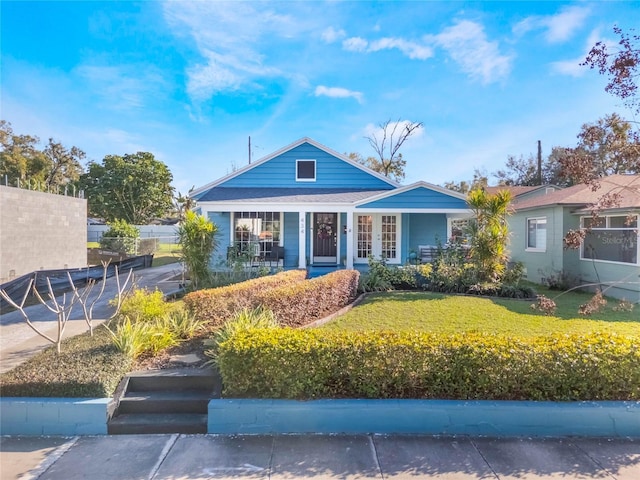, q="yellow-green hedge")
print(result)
[215,329,640,400]
[183,269,307,328]
[256,270,360,327]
